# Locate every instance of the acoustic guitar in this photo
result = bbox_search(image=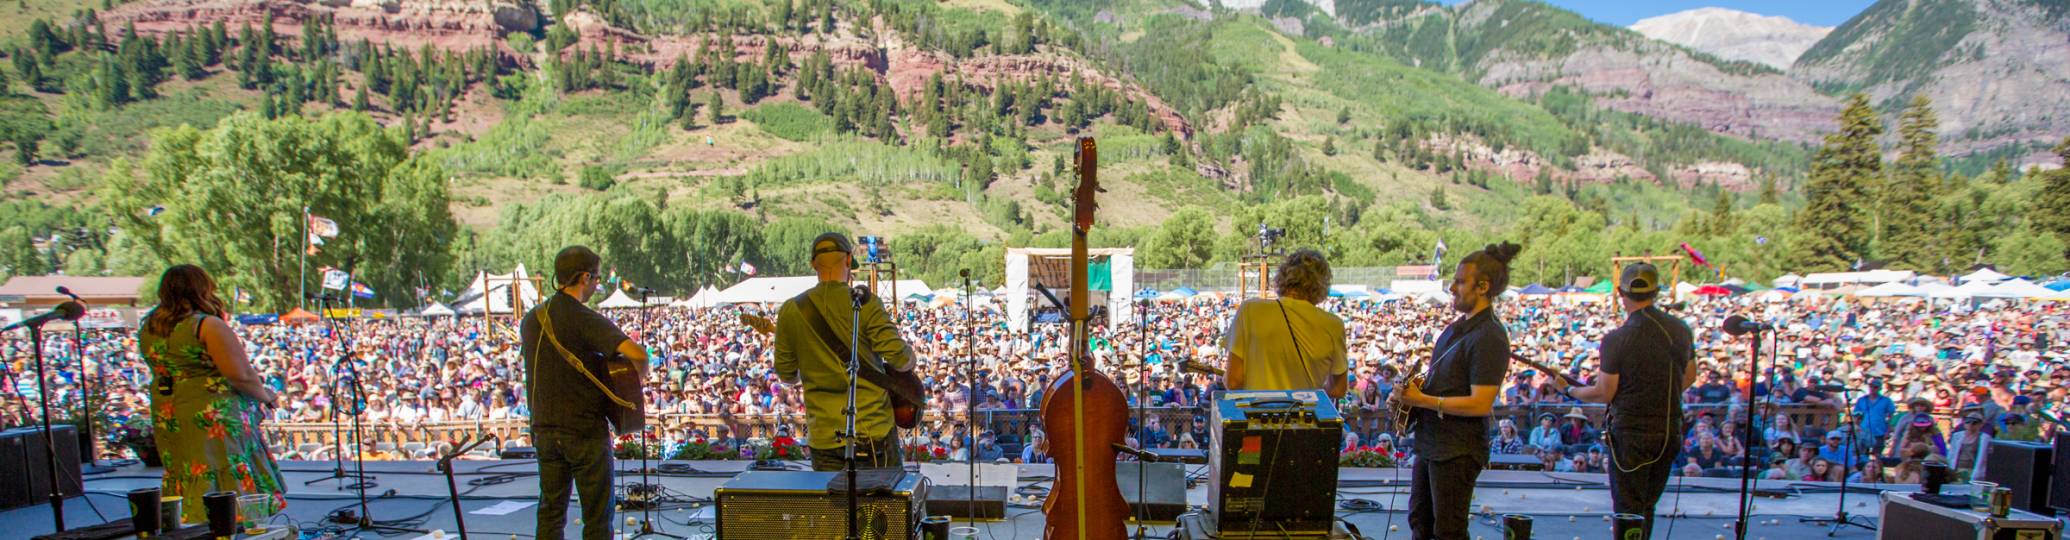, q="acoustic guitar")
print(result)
[739,312,928,429]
